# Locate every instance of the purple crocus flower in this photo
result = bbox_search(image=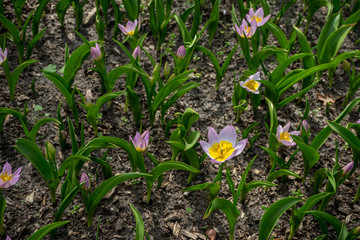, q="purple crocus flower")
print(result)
[130,130,150,152]
[0,47,8,65]
[118,20,140,36]
[6,236,11,240]
[240,71,262,94]
[357,119,360,124]
[276,123,300,146]
[90,43,102,61]
[80,172,91,191]
[342,162,354,175]
[235,19,257,38]
[246,7,271,26]
[0,162,21,188]
[132,46,141,60]
[200,125,248,164]
[177,45,186,60]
